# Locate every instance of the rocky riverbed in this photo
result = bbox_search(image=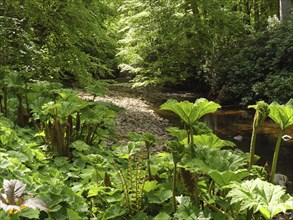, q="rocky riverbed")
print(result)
[80,83,175,147]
